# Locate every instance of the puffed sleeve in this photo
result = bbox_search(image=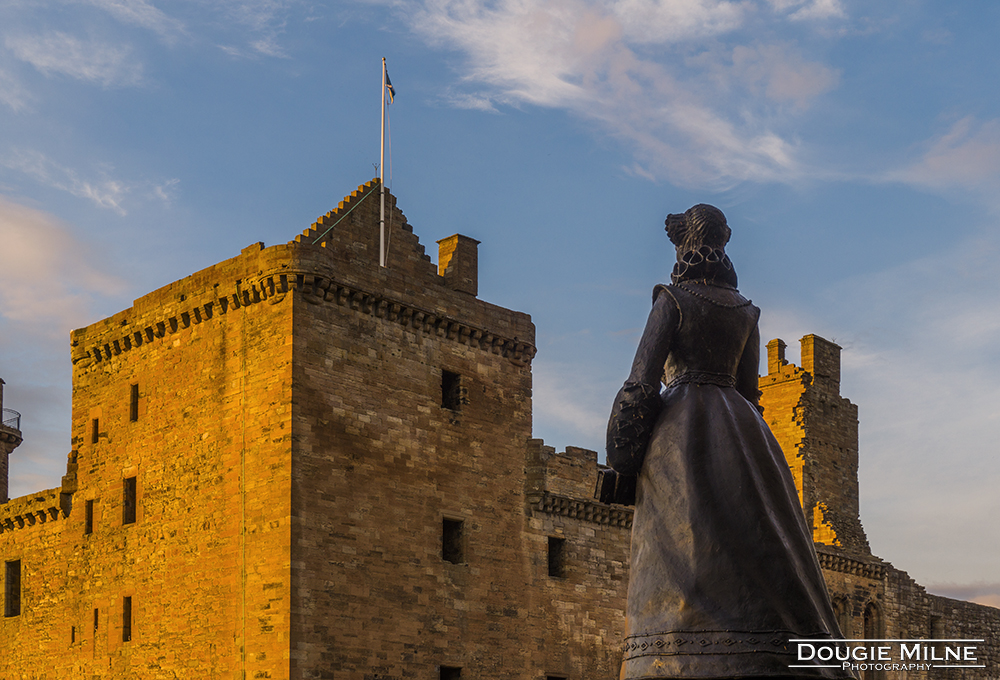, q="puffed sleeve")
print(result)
[605,287,678,477]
